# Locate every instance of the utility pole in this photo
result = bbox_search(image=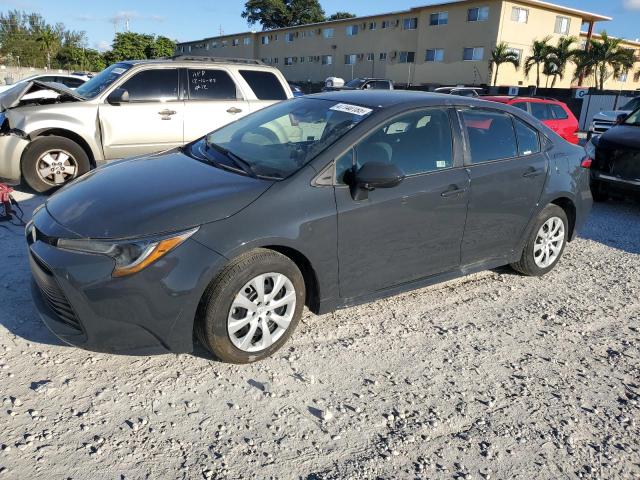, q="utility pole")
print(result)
[219,25,224,36]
